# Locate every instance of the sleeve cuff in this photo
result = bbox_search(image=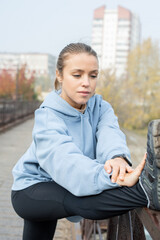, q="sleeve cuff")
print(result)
[111,154,132,166]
